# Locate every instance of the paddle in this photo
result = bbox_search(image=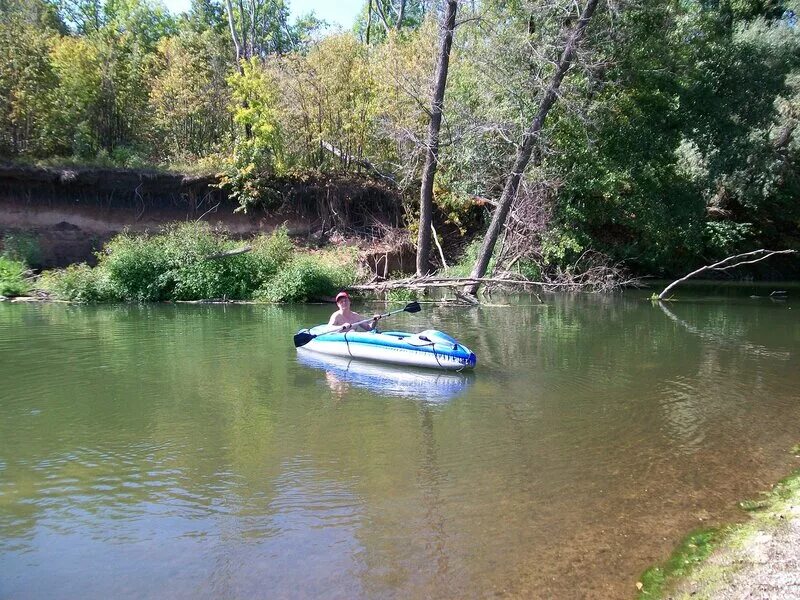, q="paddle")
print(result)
[293,301,421,348]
